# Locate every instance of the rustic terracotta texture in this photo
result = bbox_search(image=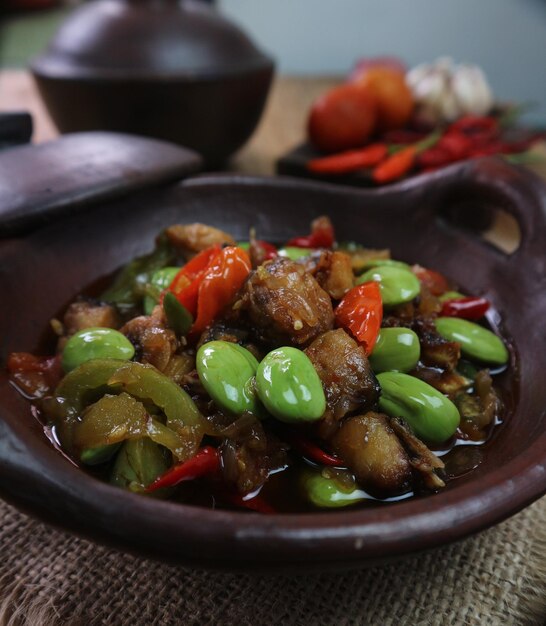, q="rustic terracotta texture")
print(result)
[0,153,544,570]
[30,0,274,167]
